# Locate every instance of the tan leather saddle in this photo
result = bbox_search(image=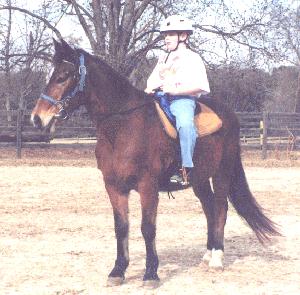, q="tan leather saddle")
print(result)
[155,101,222,139]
